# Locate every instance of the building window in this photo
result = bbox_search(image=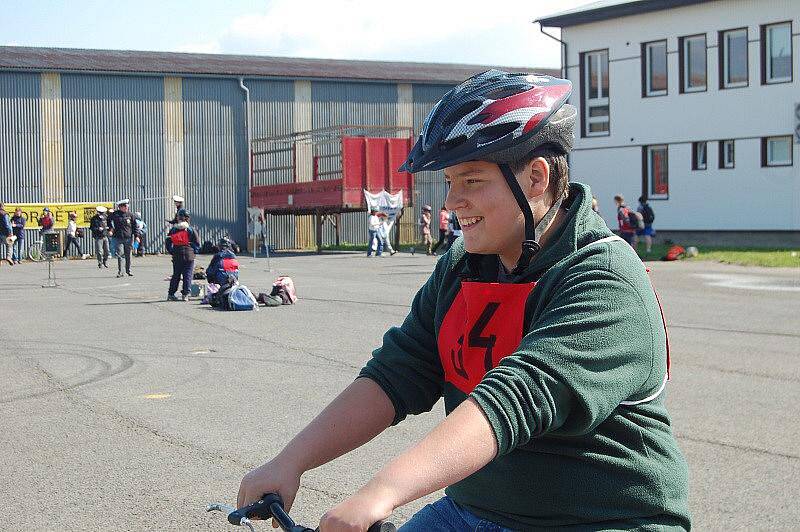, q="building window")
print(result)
[581,50,610,136]
[642,40,667,96]
[720,28,748,88]
[719,140,735,168]
[679,34,707,92]
[692,141,707,170]
[644,145,669,199]
[762,22,793,84]
[762,136,793,166]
